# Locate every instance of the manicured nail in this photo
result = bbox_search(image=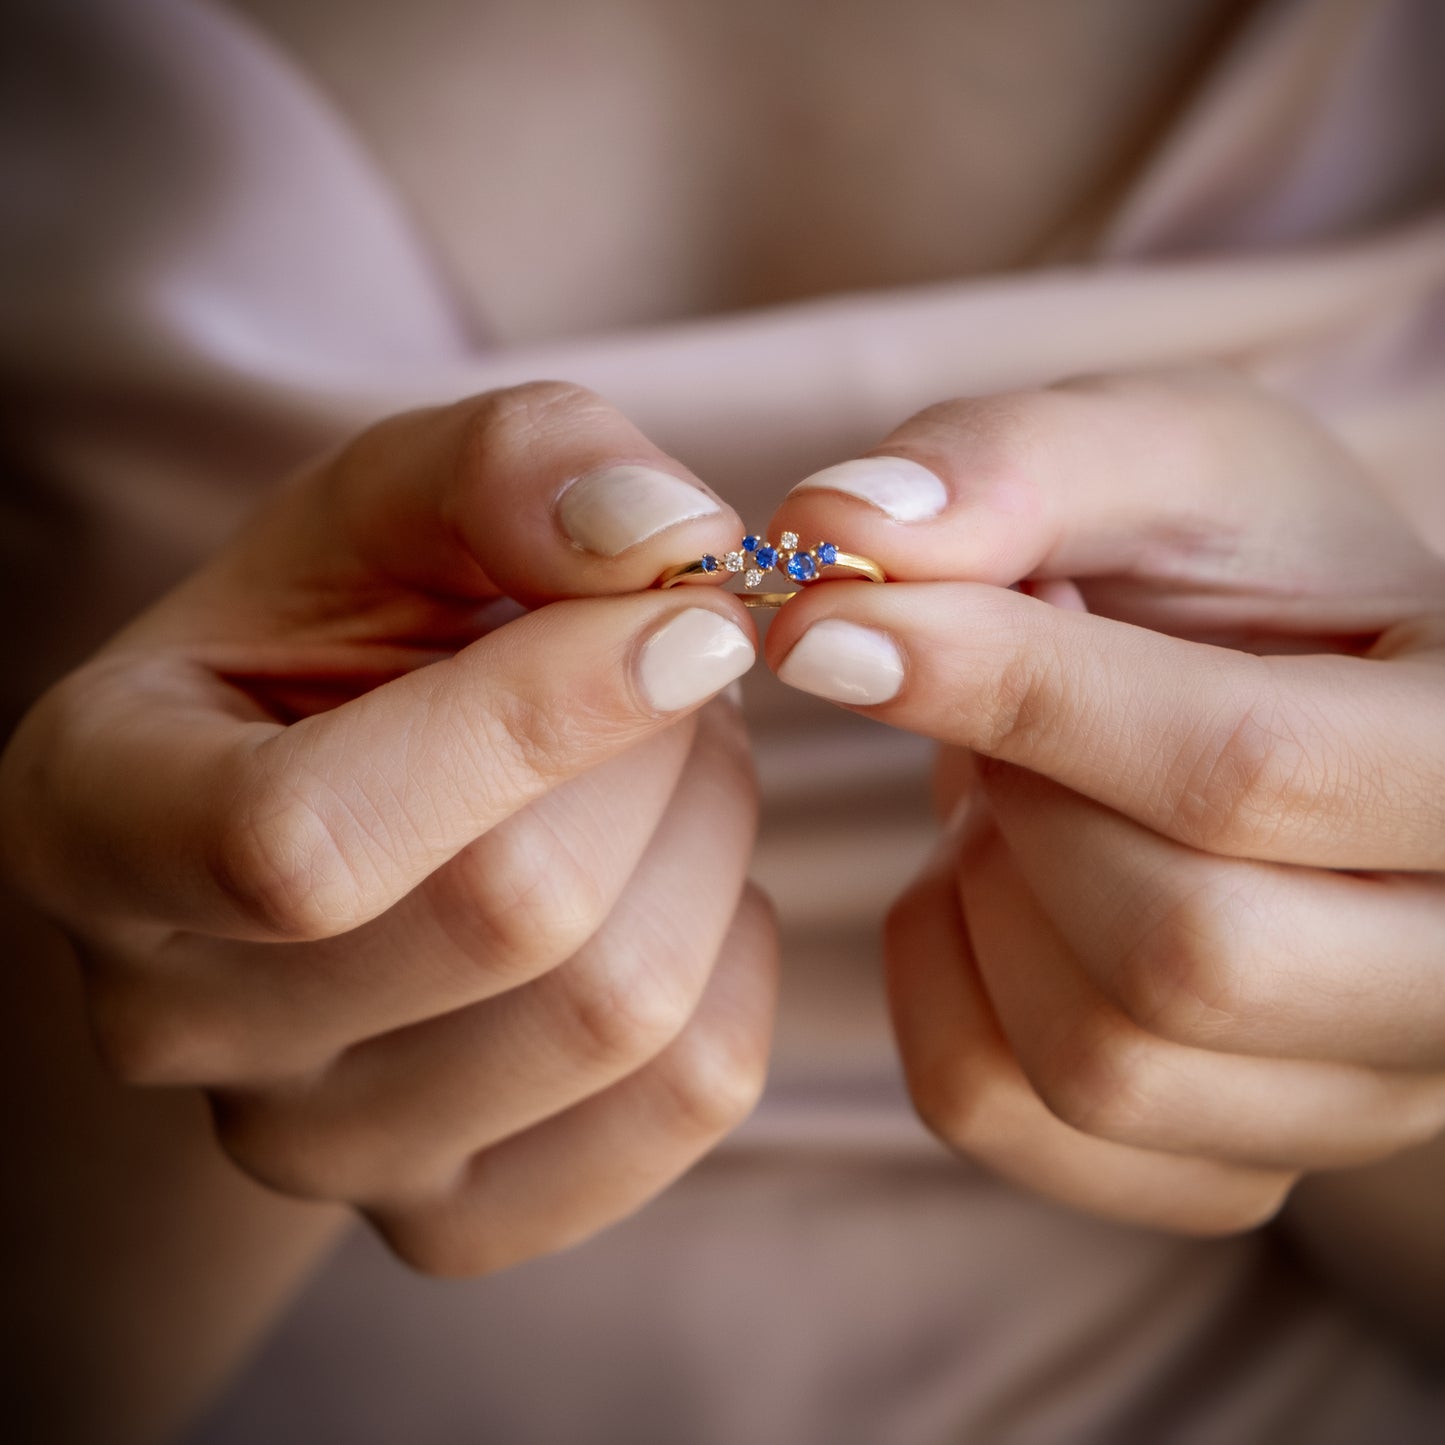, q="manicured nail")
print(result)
[559,465,722,555]
[776,619,904,704]
[789,456,946,521]
[639,608,755,712]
